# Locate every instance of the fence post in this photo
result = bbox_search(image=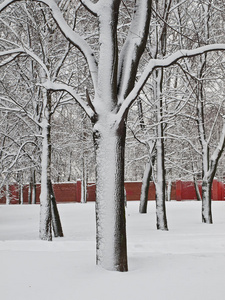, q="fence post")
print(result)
[10,184,19,204]
[212,179,218,201]
[176,180,182,201]
[76,180,81,202]
[219,181,224,201]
